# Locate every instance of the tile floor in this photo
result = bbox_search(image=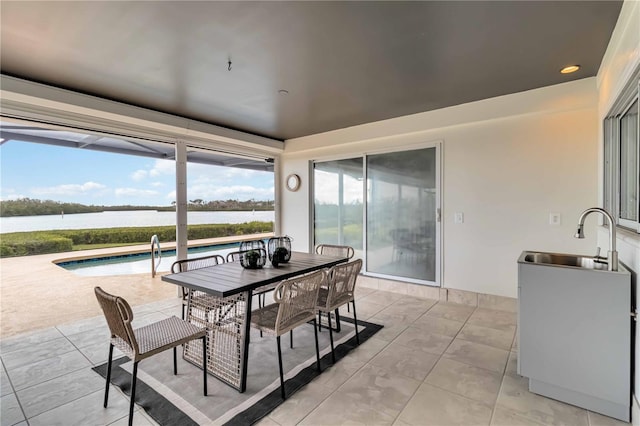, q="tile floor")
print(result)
[0,288,631,426]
